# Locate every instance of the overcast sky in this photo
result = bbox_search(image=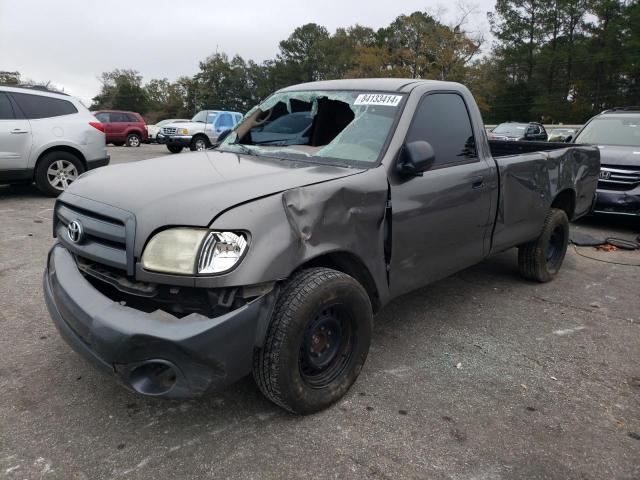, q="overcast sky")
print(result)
[0,0,495,104]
